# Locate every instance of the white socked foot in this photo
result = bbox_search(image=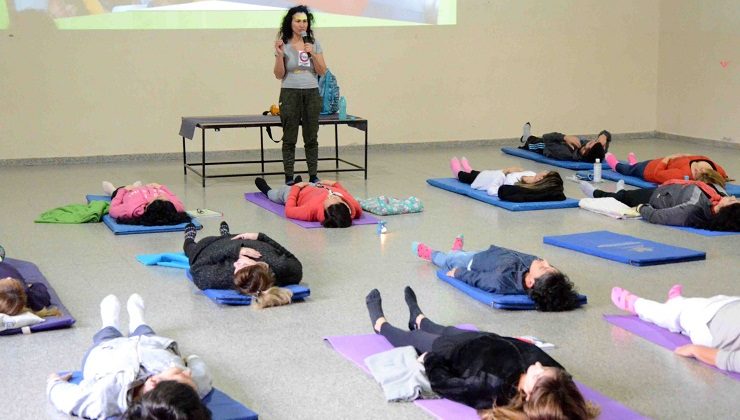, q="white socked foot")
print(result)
[127,293,146,334]
[102,181,116,196]
[100,294,121,330]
